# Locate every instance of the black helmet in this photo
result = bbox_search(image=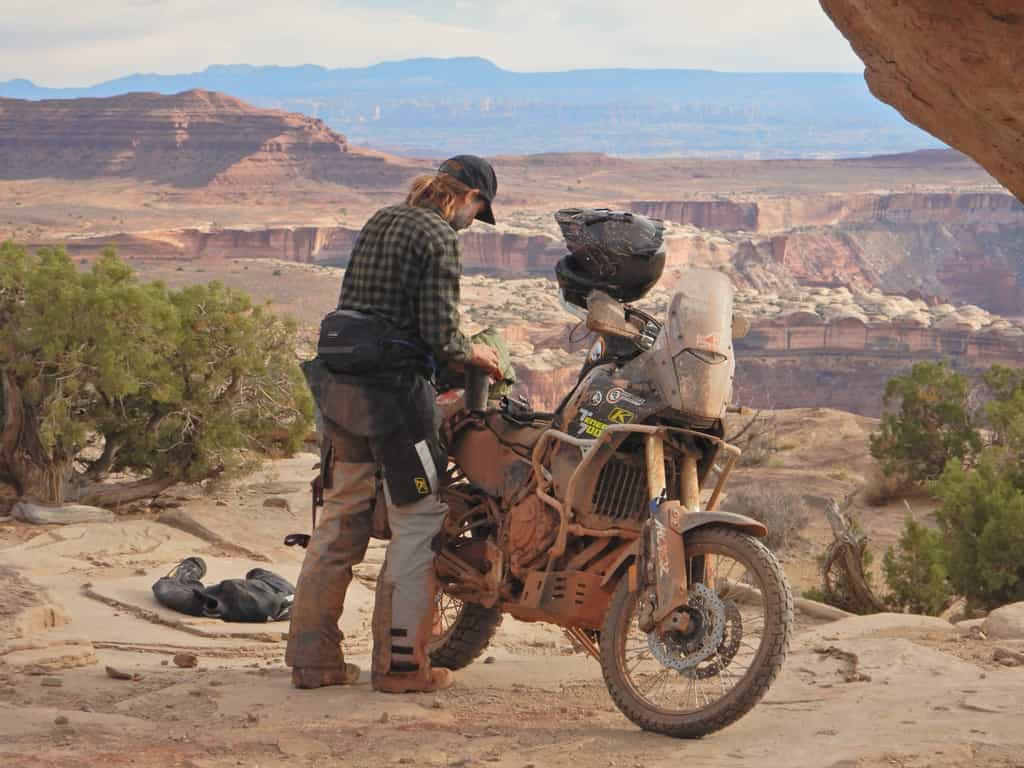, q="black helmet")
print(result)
[554,208,666,308]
